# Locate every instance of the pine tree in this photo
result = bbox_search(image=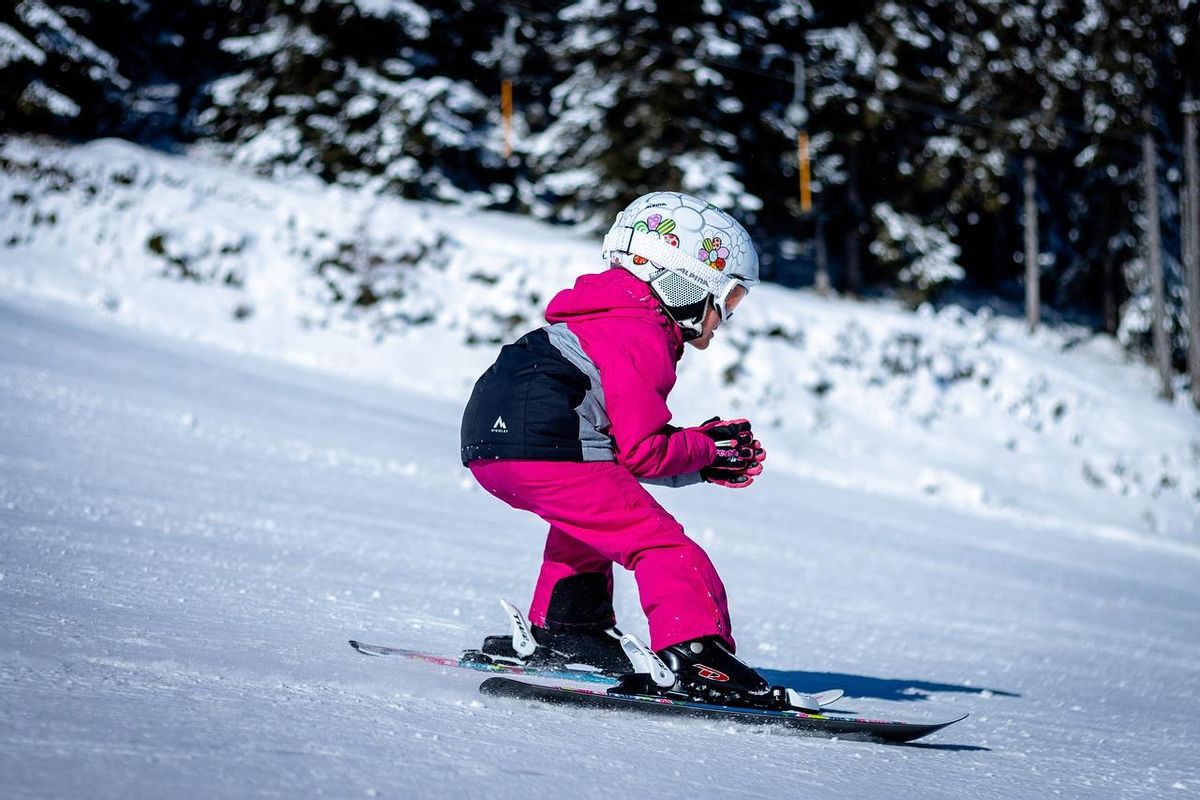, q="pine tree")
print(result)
[526,0,773,226]
[937,1,1081,325]
[1076,0,1189,381]
[0,0,243,141]
[3,0,1198,366]
[804,3,964,296]
[196,0,506,199]
[0,0,133,136]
